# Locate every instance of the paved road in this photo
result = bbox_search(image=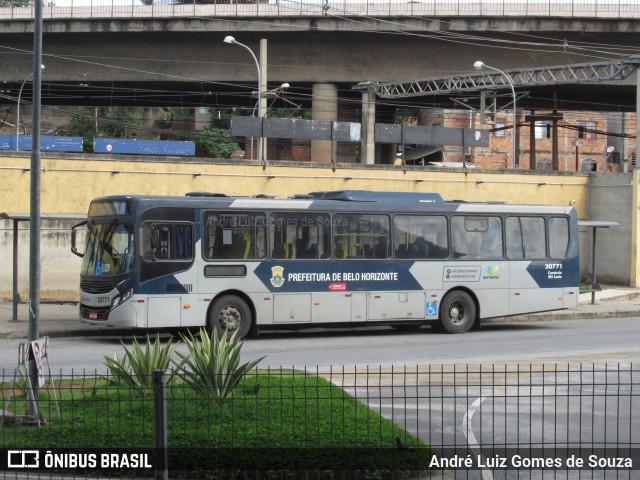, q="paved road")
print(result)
[1,317,639,373]
[1,318,638,480]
